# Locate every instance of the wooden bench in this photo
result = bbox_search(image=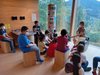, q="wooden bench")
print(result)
[0,41,11,53]
[23,51,36,67]
[53,50,69,70]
